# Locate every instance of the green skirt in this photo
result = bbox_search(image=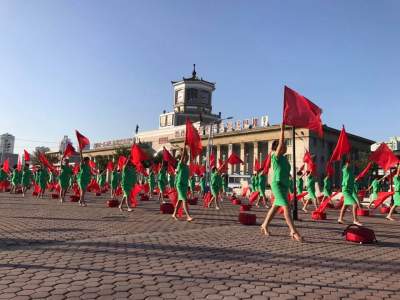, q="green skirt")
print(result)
[271,182,288,207]
[307,189,317,200]
[177,185,187,201]
[394,192,400,206]
[343,191,357,205]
